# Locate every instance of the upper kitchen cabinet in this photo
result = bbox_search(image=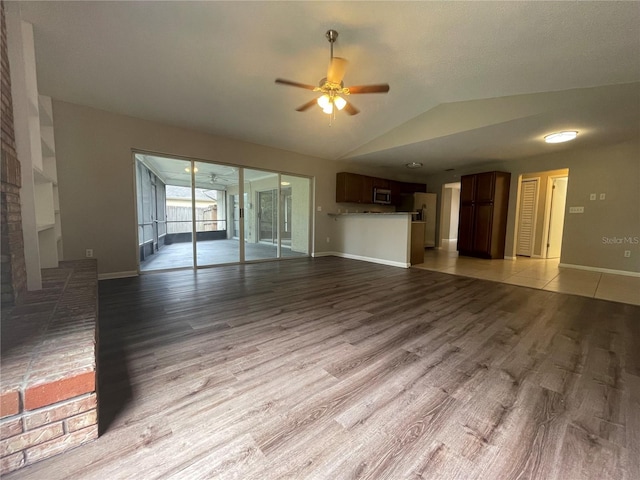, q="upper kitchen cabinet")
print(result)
[389,180,402,206]
[337,173,425,205]
[336,172,371,204]
[372,177,389,190]
[457,171,511,259]
[400,182,427,195]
